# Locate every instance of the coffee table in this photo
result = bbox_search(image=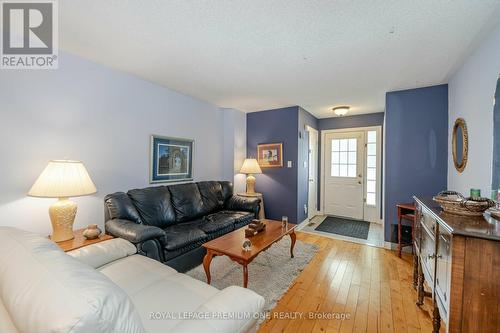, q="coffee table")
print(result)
[202,219,296,288]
